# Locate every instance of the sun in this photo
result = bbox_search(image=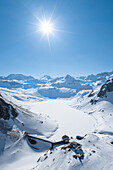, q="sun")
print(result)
[39,20,54,35]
